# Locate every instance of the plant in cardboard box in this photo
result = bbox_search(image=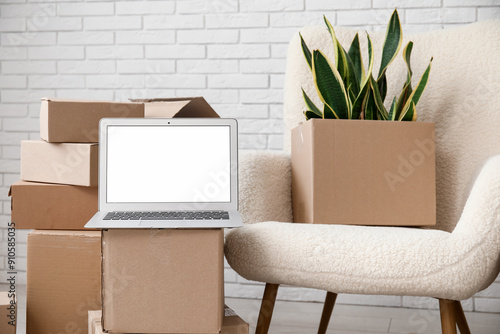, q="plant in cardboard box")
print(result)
[292,9,437,226]
[299,9,432,122]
